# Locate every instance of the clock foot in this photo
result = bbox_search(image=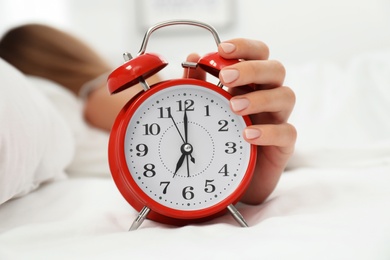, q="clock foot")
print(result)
[227,204,249,227]
[129,206,151,231]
